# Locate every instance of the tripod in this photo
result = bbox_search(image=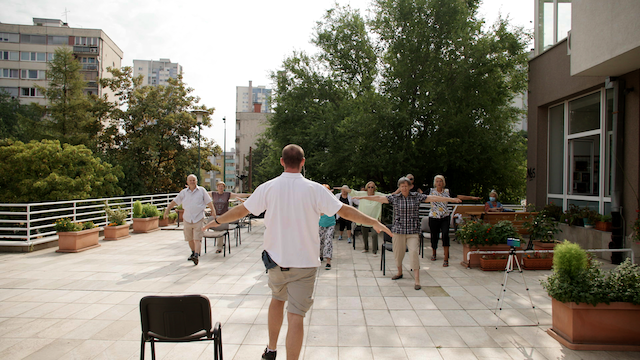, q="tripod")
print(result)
[494,246,539,328]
